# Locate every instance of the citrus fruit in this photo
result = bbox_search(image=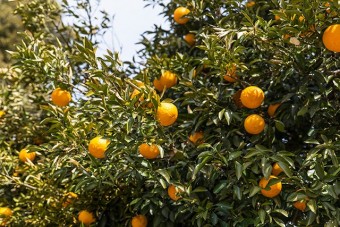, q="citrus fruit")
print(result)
[88,136,110,159]
[233,90,244,108]
[138,143,160,159]
[153,78,165,92]
[246,1,255,7]
[322,24,340,52]
[271,162,283,176]
[0,207,12,217]
[293,198,308,212]
[0,111,5,118]
[223,64,237,83]
[51,88,71,107]
[259,175,282,198]
[168,184,181,201]
[62,192,78,208]
[275,15,280,21]
[240,86,264,109]
[267,103,281,117]
[159,71,178,89]
[131,214,148,227]
[244,114,265,135]
[174,7,190,24]
[189,131,204,144]
[19,149,36,163]
[78,210,95,226]
[184,33,195,46]
[156,102,178,126]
